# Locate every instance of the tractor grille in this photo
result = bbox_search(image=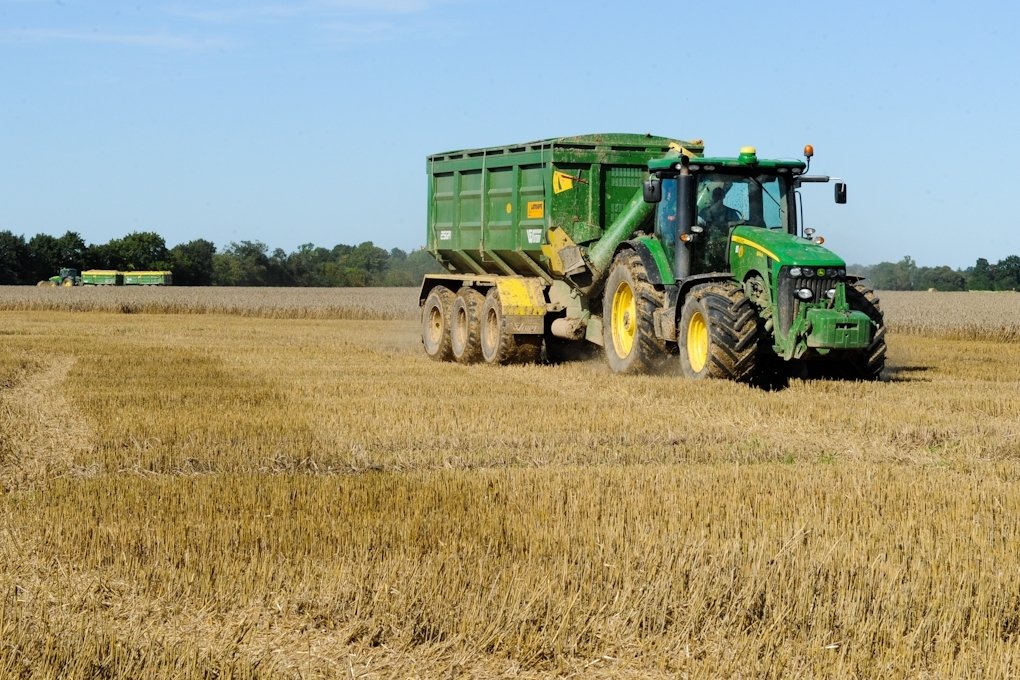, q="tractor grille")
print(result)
[777,274,840,335]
